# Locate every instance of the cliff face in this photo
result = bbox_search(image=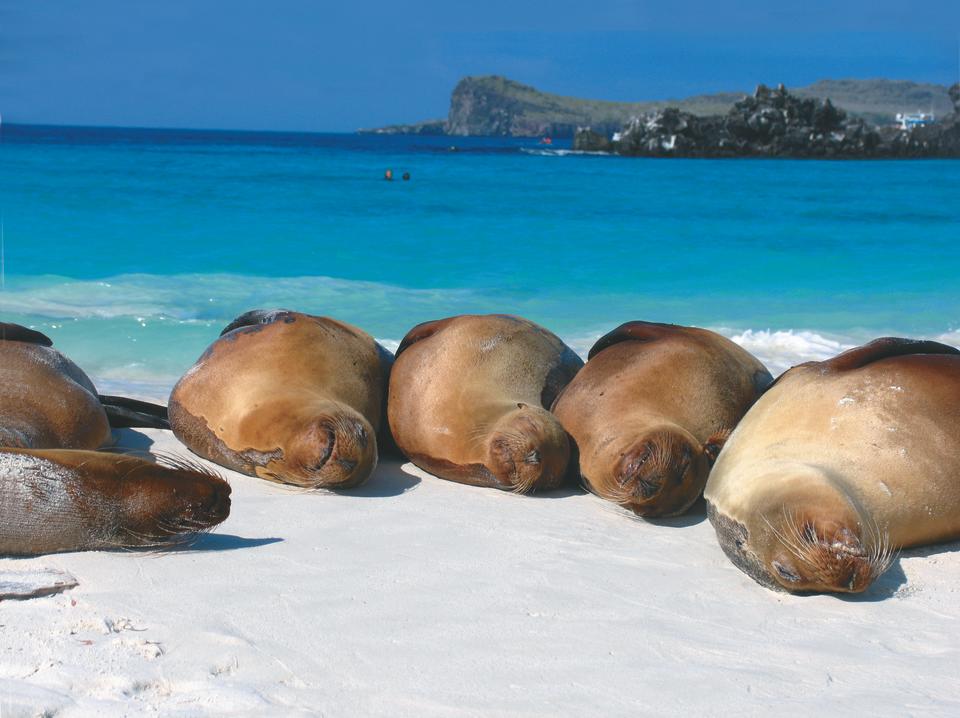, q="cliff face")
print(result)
[444,76,652,137]
[573,83,960,158]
